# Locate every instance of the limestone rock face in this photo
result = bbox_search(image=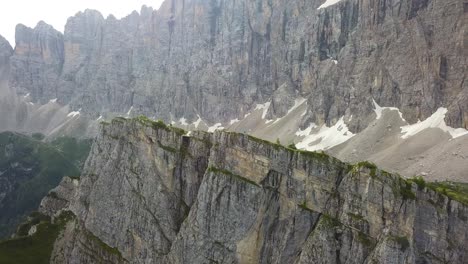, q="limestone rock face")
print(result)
[42,118,468,263]
[9,22,64,103]
[0,35,12,69]
[1,0,467,130]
